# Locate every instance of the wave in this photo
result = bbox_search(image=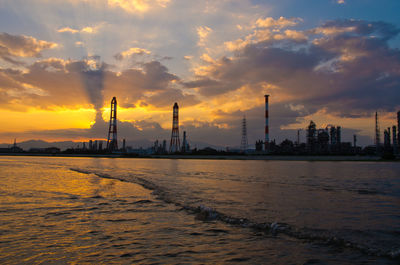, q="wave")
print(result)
[69,167,400,260]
